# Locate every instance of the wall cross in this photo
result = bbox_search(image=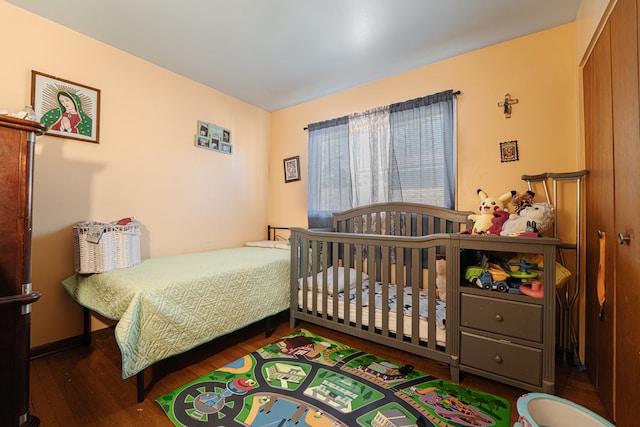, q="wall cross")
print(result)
[498,93,519,118]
